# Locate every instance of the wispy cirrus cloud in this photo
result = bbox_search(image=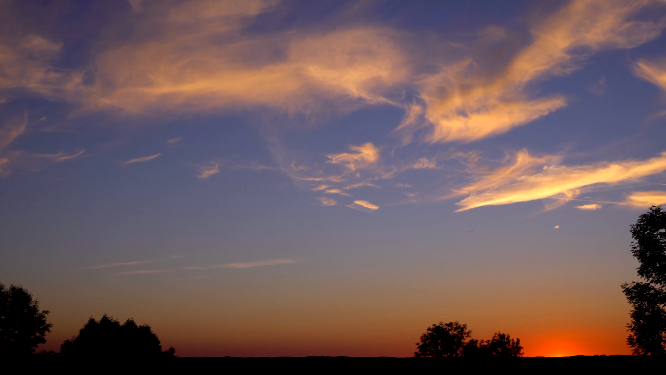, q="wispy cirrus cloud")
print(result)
[398,0,666,143]
[410,157,441,170]
[186,258,300,270]
[0,115,85,177]
[114,269,173,276]
[0,117,27,151]
[452,150,666,211]
[620,191,666,209]
[196,162,220,179]
[0,34,77,99]
[123,153,161,165]
[322,188,351,196]
[327,143,380,172]
[575,204,603,210]
[78,260,154,270]
[315,197,337,206]
[634,58,666,91]
[346,200,379,212]
[166,137,181,145]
